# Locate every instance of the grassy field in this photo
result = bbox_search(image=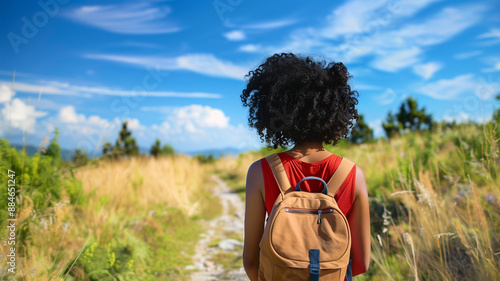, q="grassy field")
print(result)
[0,149,222,280]
[1,122,499,280]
